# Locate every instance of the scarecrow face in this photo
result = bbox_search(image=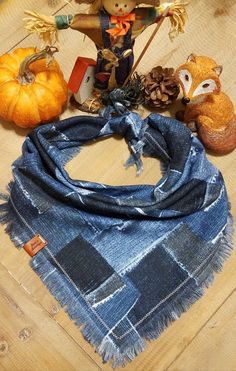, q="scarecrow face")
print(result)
[102,0,137,16]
